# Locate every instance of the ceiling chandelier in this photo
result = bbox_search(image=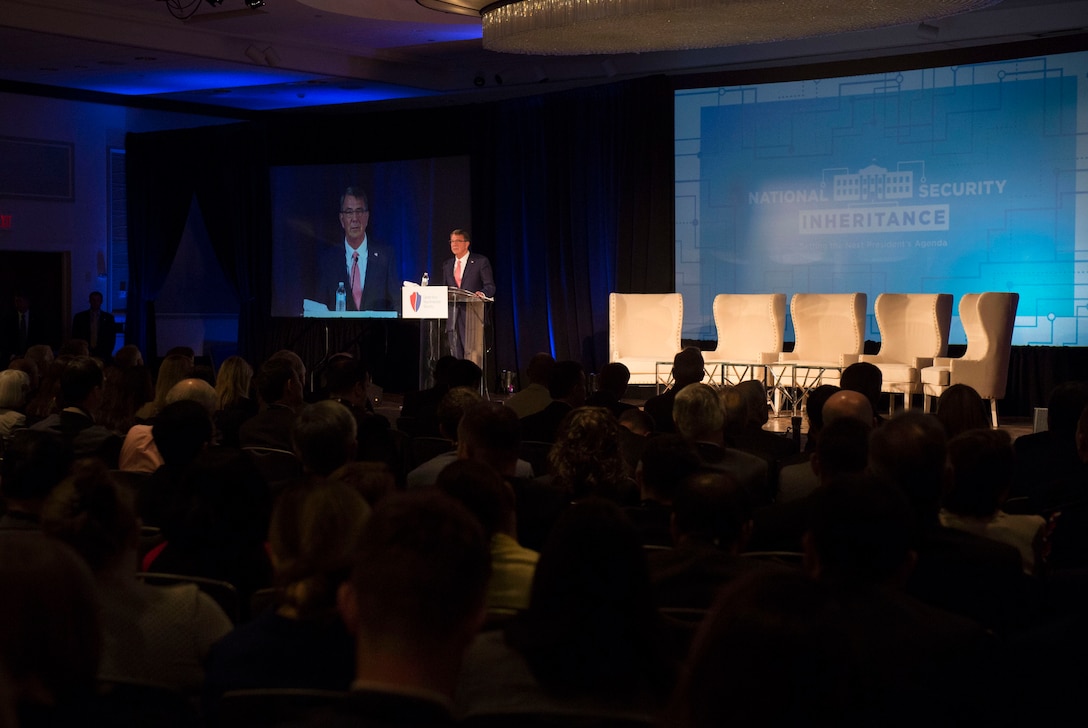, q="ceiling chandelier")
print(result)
[417,0,1004,55]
